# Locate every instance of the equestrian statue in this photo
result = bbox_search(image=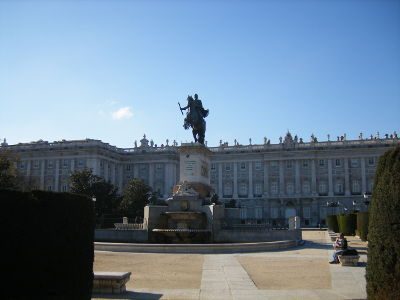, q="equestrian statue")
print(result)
[179,93,209,145]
